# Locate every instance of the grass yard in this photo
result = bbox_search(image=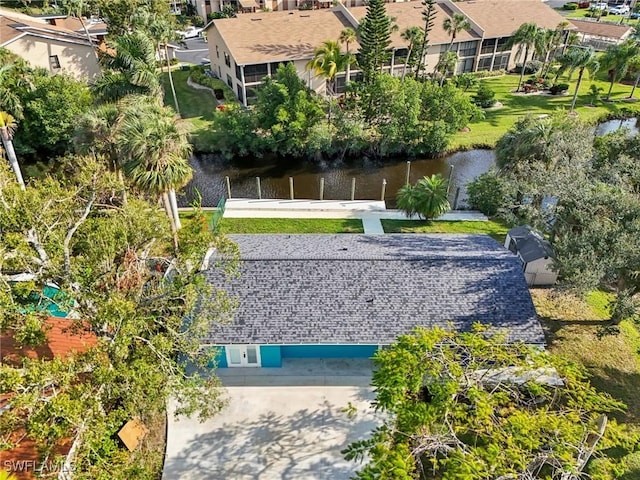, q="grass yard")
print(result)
[531,288,640,424]
[179,211,364,233]
[380,219,510,243]
[451,72,640,150]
